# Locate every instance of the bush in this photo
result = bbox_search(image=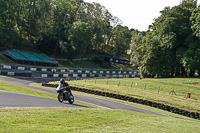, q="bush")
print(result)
[92,57,103,65]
